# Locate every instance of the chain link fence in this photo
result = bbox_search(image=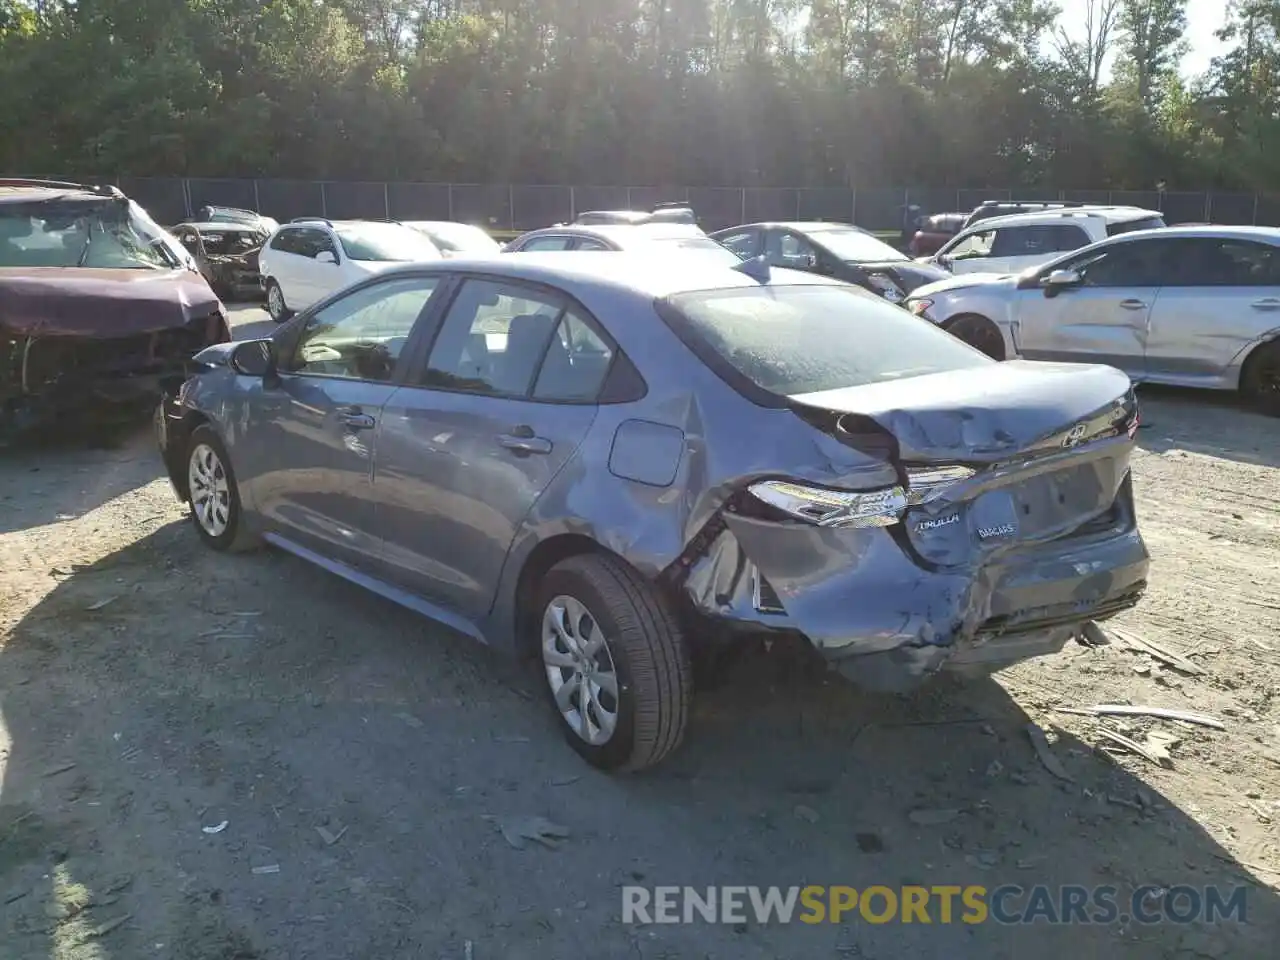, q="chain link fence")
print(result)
[102,177,1276,234]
